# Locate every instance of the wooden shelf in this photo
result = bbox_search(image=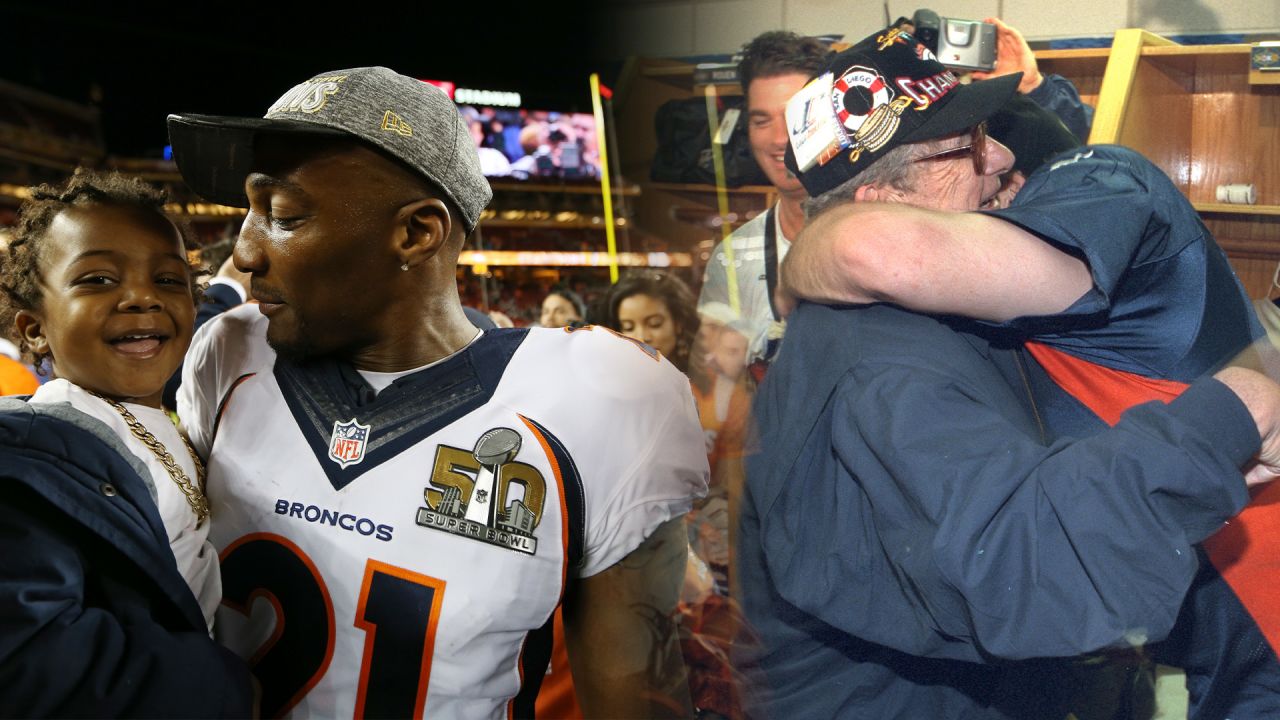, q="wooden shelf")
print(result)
[641,64,697,78]
[489,180,641,196]
[1142,44,1252,57]
[638,61,742,95]
[1045,30,1280,297]
[648,182,774,195]
[1034,50,1108,122]
[1193,203,1280,216]
[613,54,780,264]
[1034,49,1111,84]
[1036,48,1113,61]
[479,217,629,230]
